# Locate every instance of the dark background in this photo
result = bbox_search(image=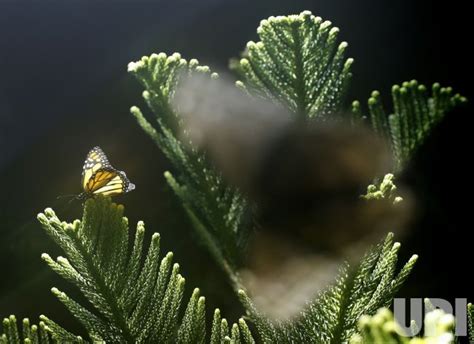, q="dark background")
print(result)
[0,0,472,338]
